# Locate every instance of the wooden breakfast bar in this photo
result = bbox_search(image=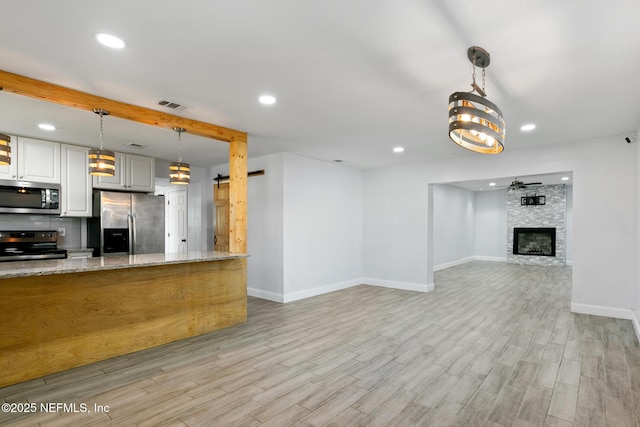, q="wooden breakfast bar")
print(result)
[0,252,248,387]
